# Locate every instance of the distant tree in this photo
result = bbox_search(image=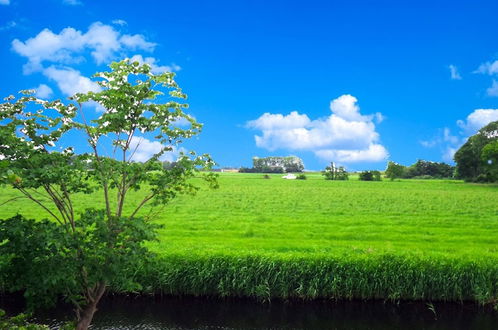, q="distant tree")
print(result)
[358,170,381,181]
[385,161,405,180]
[359,171,373,181]
[238,167,256,173]
[322,162,348,180]
[252,156,304,173]
[404,160,454,179]
[455,120,498,182]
